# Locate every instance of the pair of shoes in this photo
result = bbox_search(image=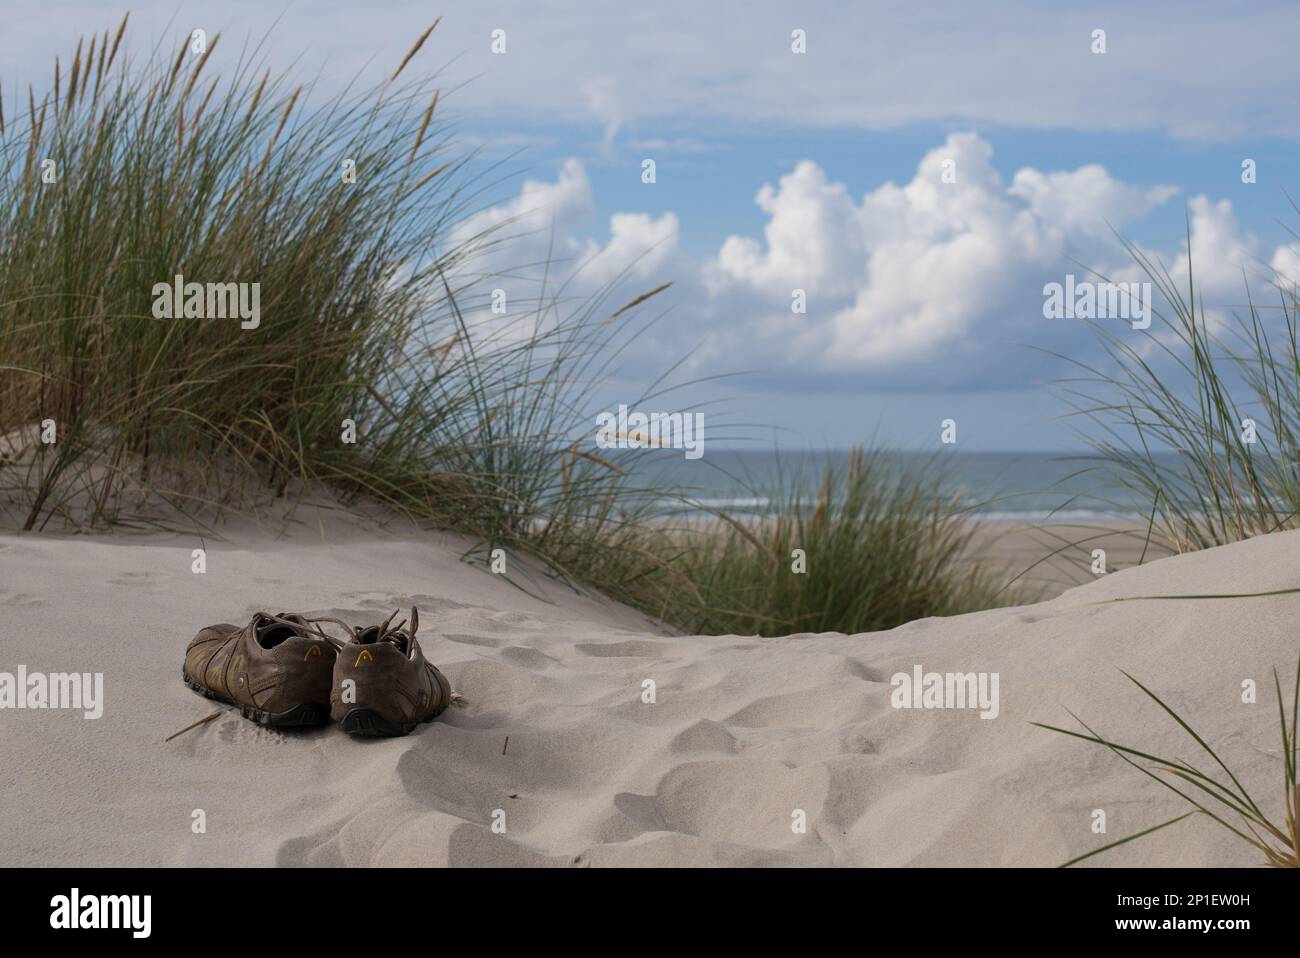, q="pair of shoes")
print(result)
[182,607,451,737]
